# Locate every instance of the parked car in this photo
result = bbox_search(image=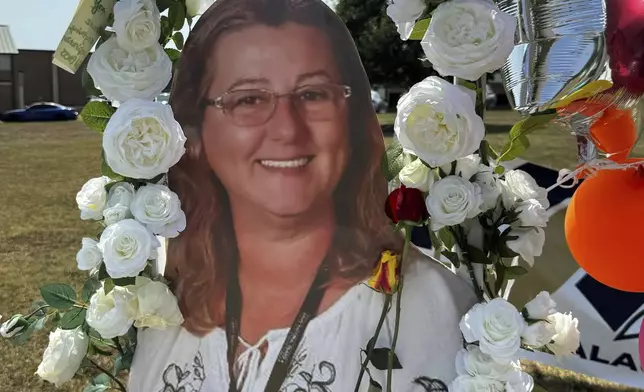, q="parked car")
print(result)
[371,90,388,113]
[1,102,78,122]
